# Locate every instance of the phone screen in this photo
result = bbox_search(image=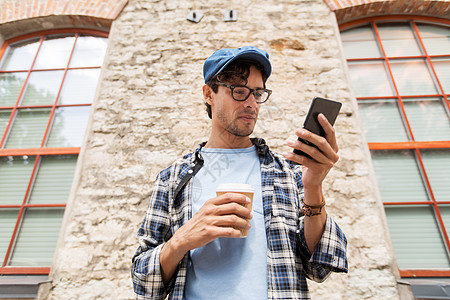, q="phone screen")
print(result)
[293,97,342,158]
